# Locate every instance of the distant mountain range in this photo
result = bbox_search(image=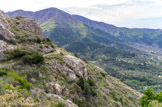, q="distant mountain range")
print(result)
[7,8,162,49]
[6,7,162,92]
